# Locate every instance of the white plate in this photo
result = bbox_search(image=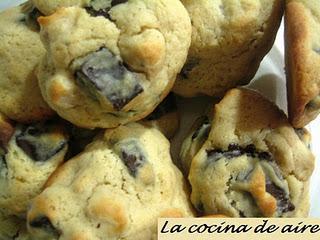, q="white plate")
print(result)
[1,1,319,217]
